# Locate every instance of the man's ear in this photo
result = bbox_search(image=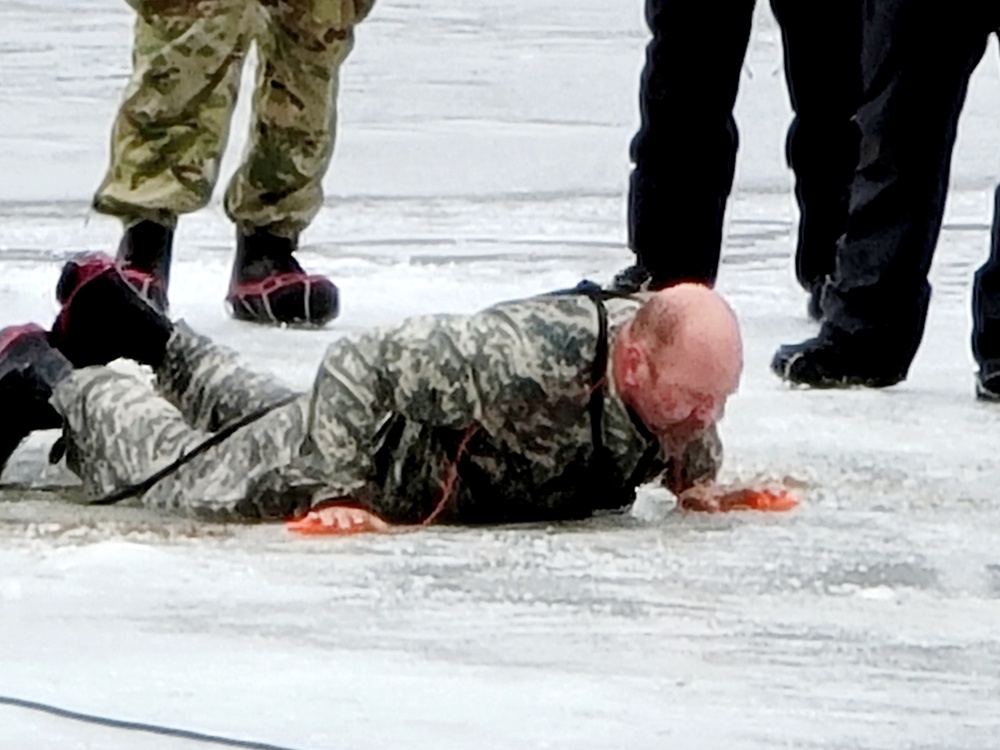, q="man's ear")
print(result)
[620,342,644,389]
